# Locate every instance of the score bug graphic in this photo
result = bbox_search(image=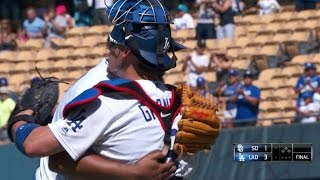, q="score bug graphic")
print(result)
[234,143,312,162]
